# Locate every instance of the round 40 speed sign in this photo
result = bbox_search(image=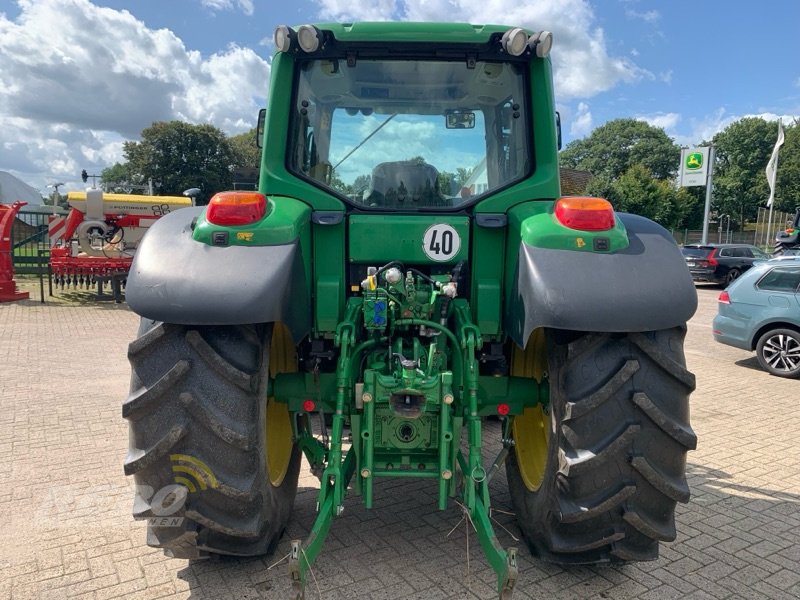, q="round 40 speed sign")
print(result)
[422,223,461,262]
